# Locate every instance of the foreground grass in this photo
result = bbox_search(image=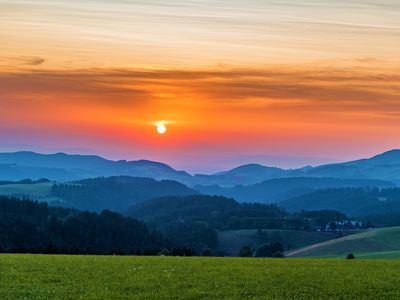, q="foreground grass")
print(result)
[1,255,400,299]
